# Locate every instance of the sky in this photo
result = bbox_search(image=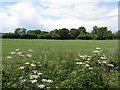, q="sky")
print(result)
[0,0,119,33]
